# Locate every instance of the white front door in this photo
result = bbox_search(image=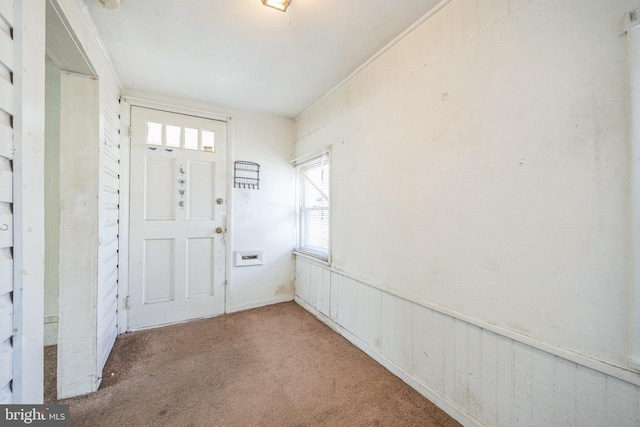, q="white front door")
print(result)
[128,106,227,330]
